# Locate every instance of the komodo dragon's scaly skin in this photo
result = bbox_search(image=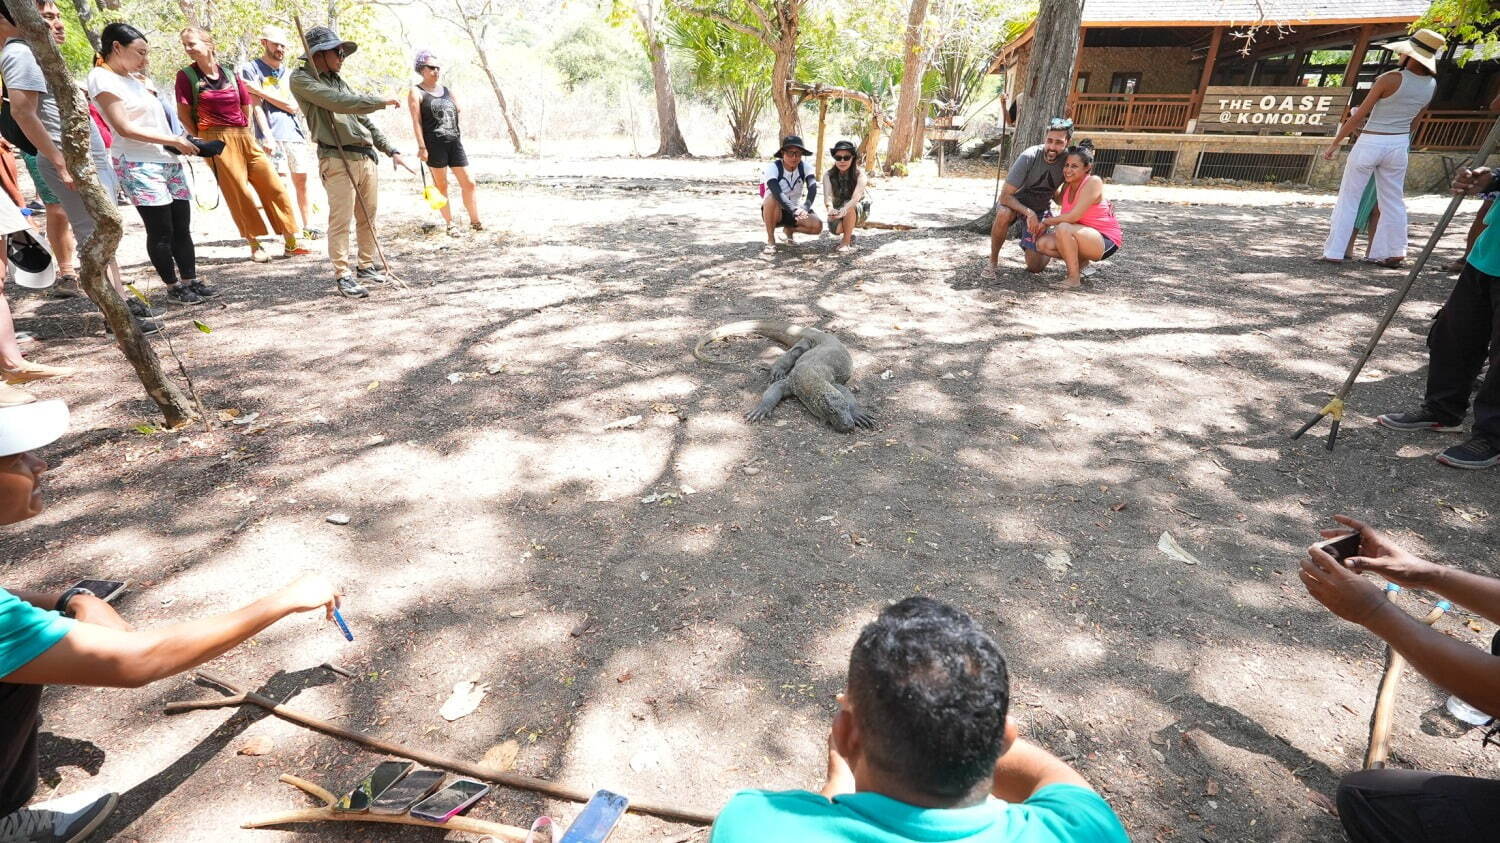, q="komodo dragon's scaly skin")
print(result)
[694,319,875,432]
